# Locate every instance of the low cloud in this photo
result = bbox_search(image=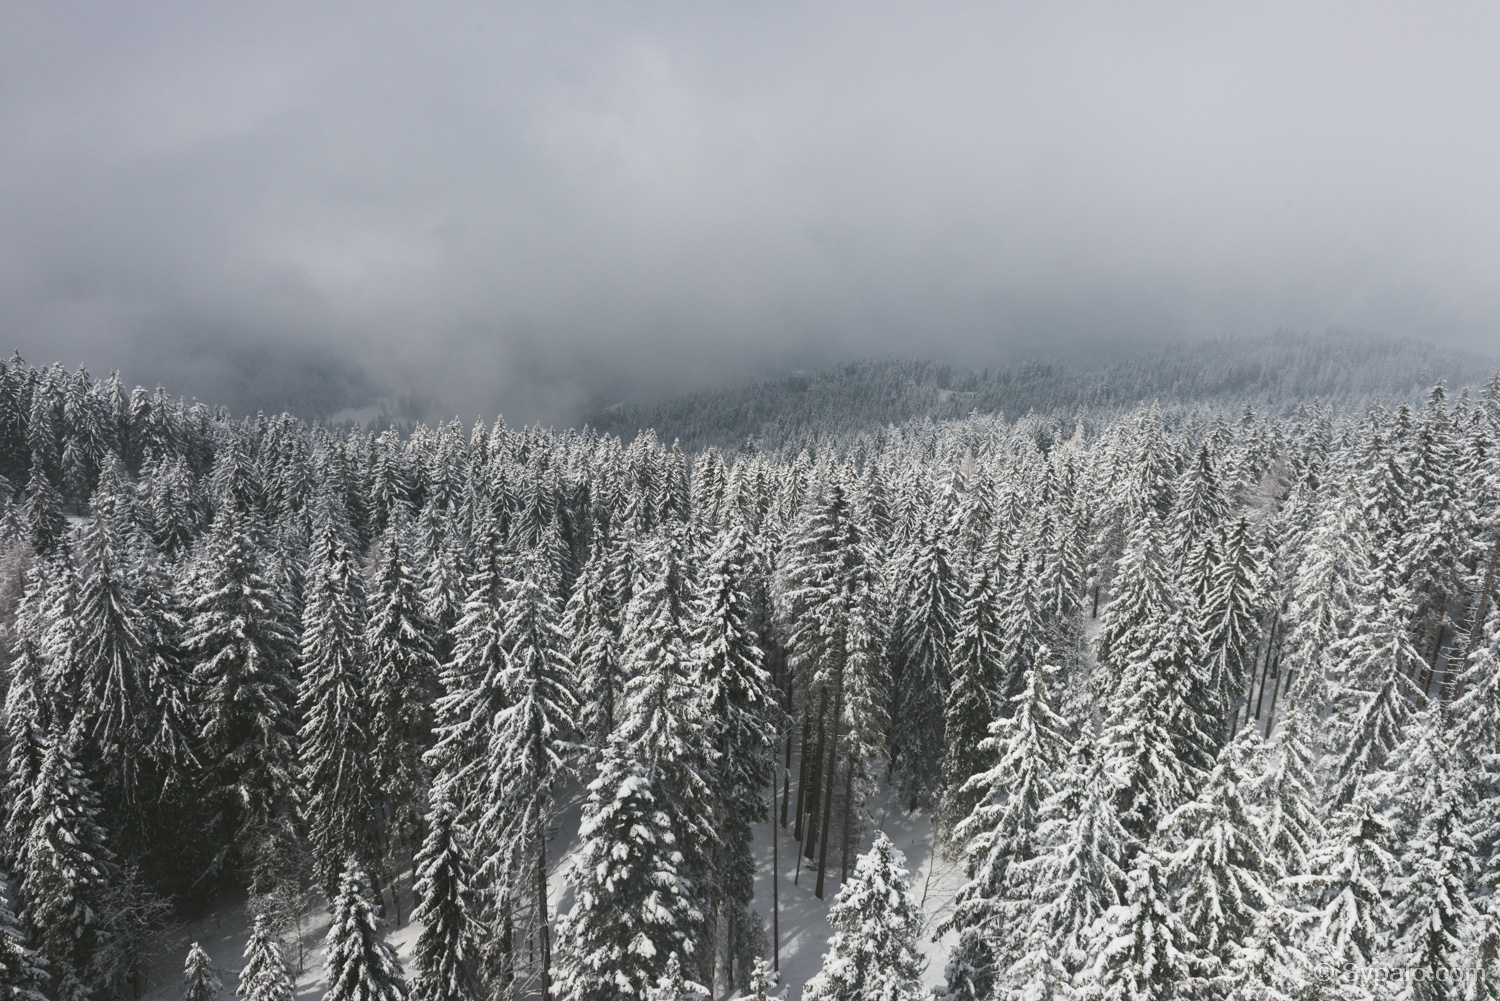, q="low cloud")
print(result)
[3,2,1499,422]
